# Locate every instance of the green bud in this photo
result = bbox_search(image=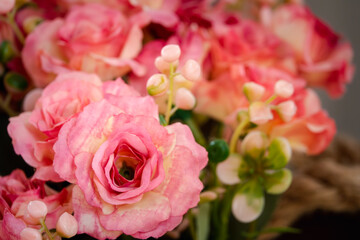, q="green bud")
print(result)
[0,41,15,63]
[207,139,230,163]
